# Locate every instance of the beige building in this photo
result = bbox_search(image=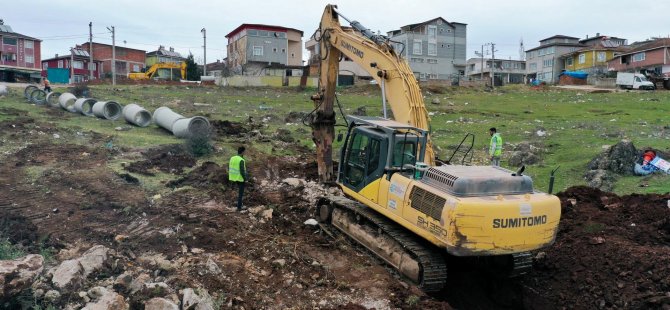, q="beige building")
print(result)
[305,30,372,86]
[225,24,303,75]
